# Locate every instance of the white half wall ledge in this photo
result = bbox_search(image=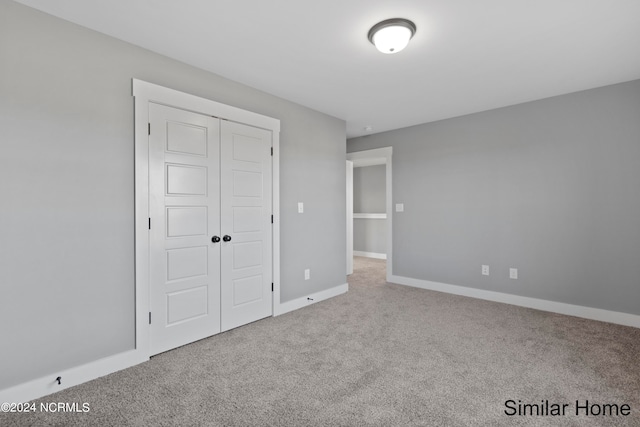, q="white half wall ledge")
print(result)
[0,350,147,404]
[389,275,640,329]
[353,213,387,219]
[275,283,348,316]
